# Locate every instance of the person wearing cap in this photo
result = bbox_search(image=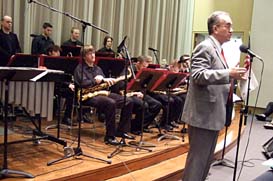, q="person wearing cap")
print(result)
[178,54,191,73]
